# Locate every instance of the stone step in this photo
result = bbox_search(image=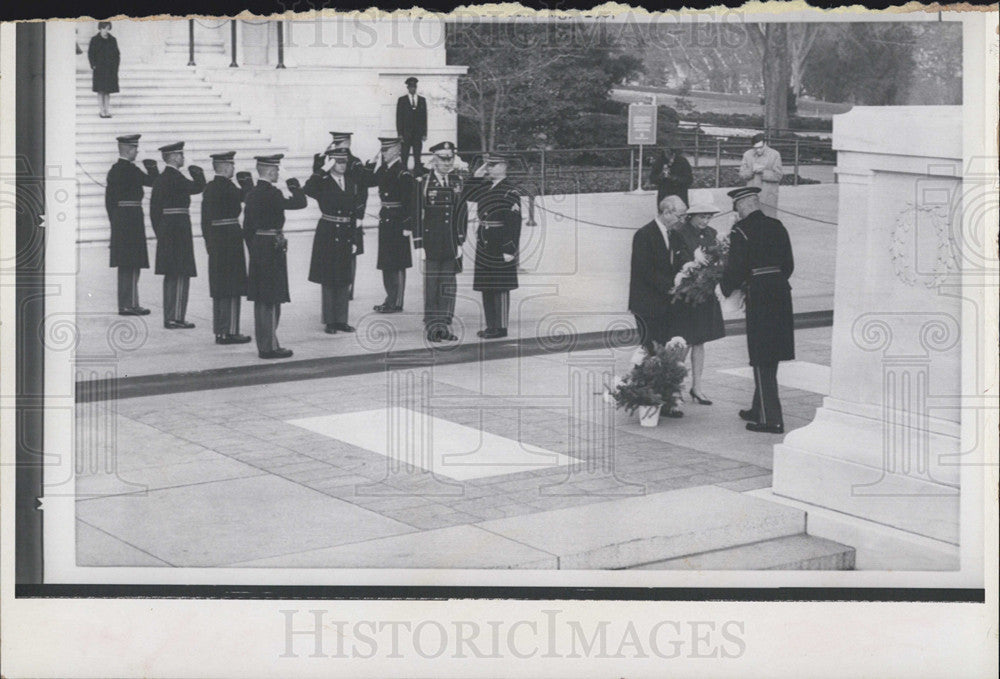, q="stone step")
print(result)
[630,534,856,570]
[73,111,255,125]
[77,131,274,148]
[76,97,230,110]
